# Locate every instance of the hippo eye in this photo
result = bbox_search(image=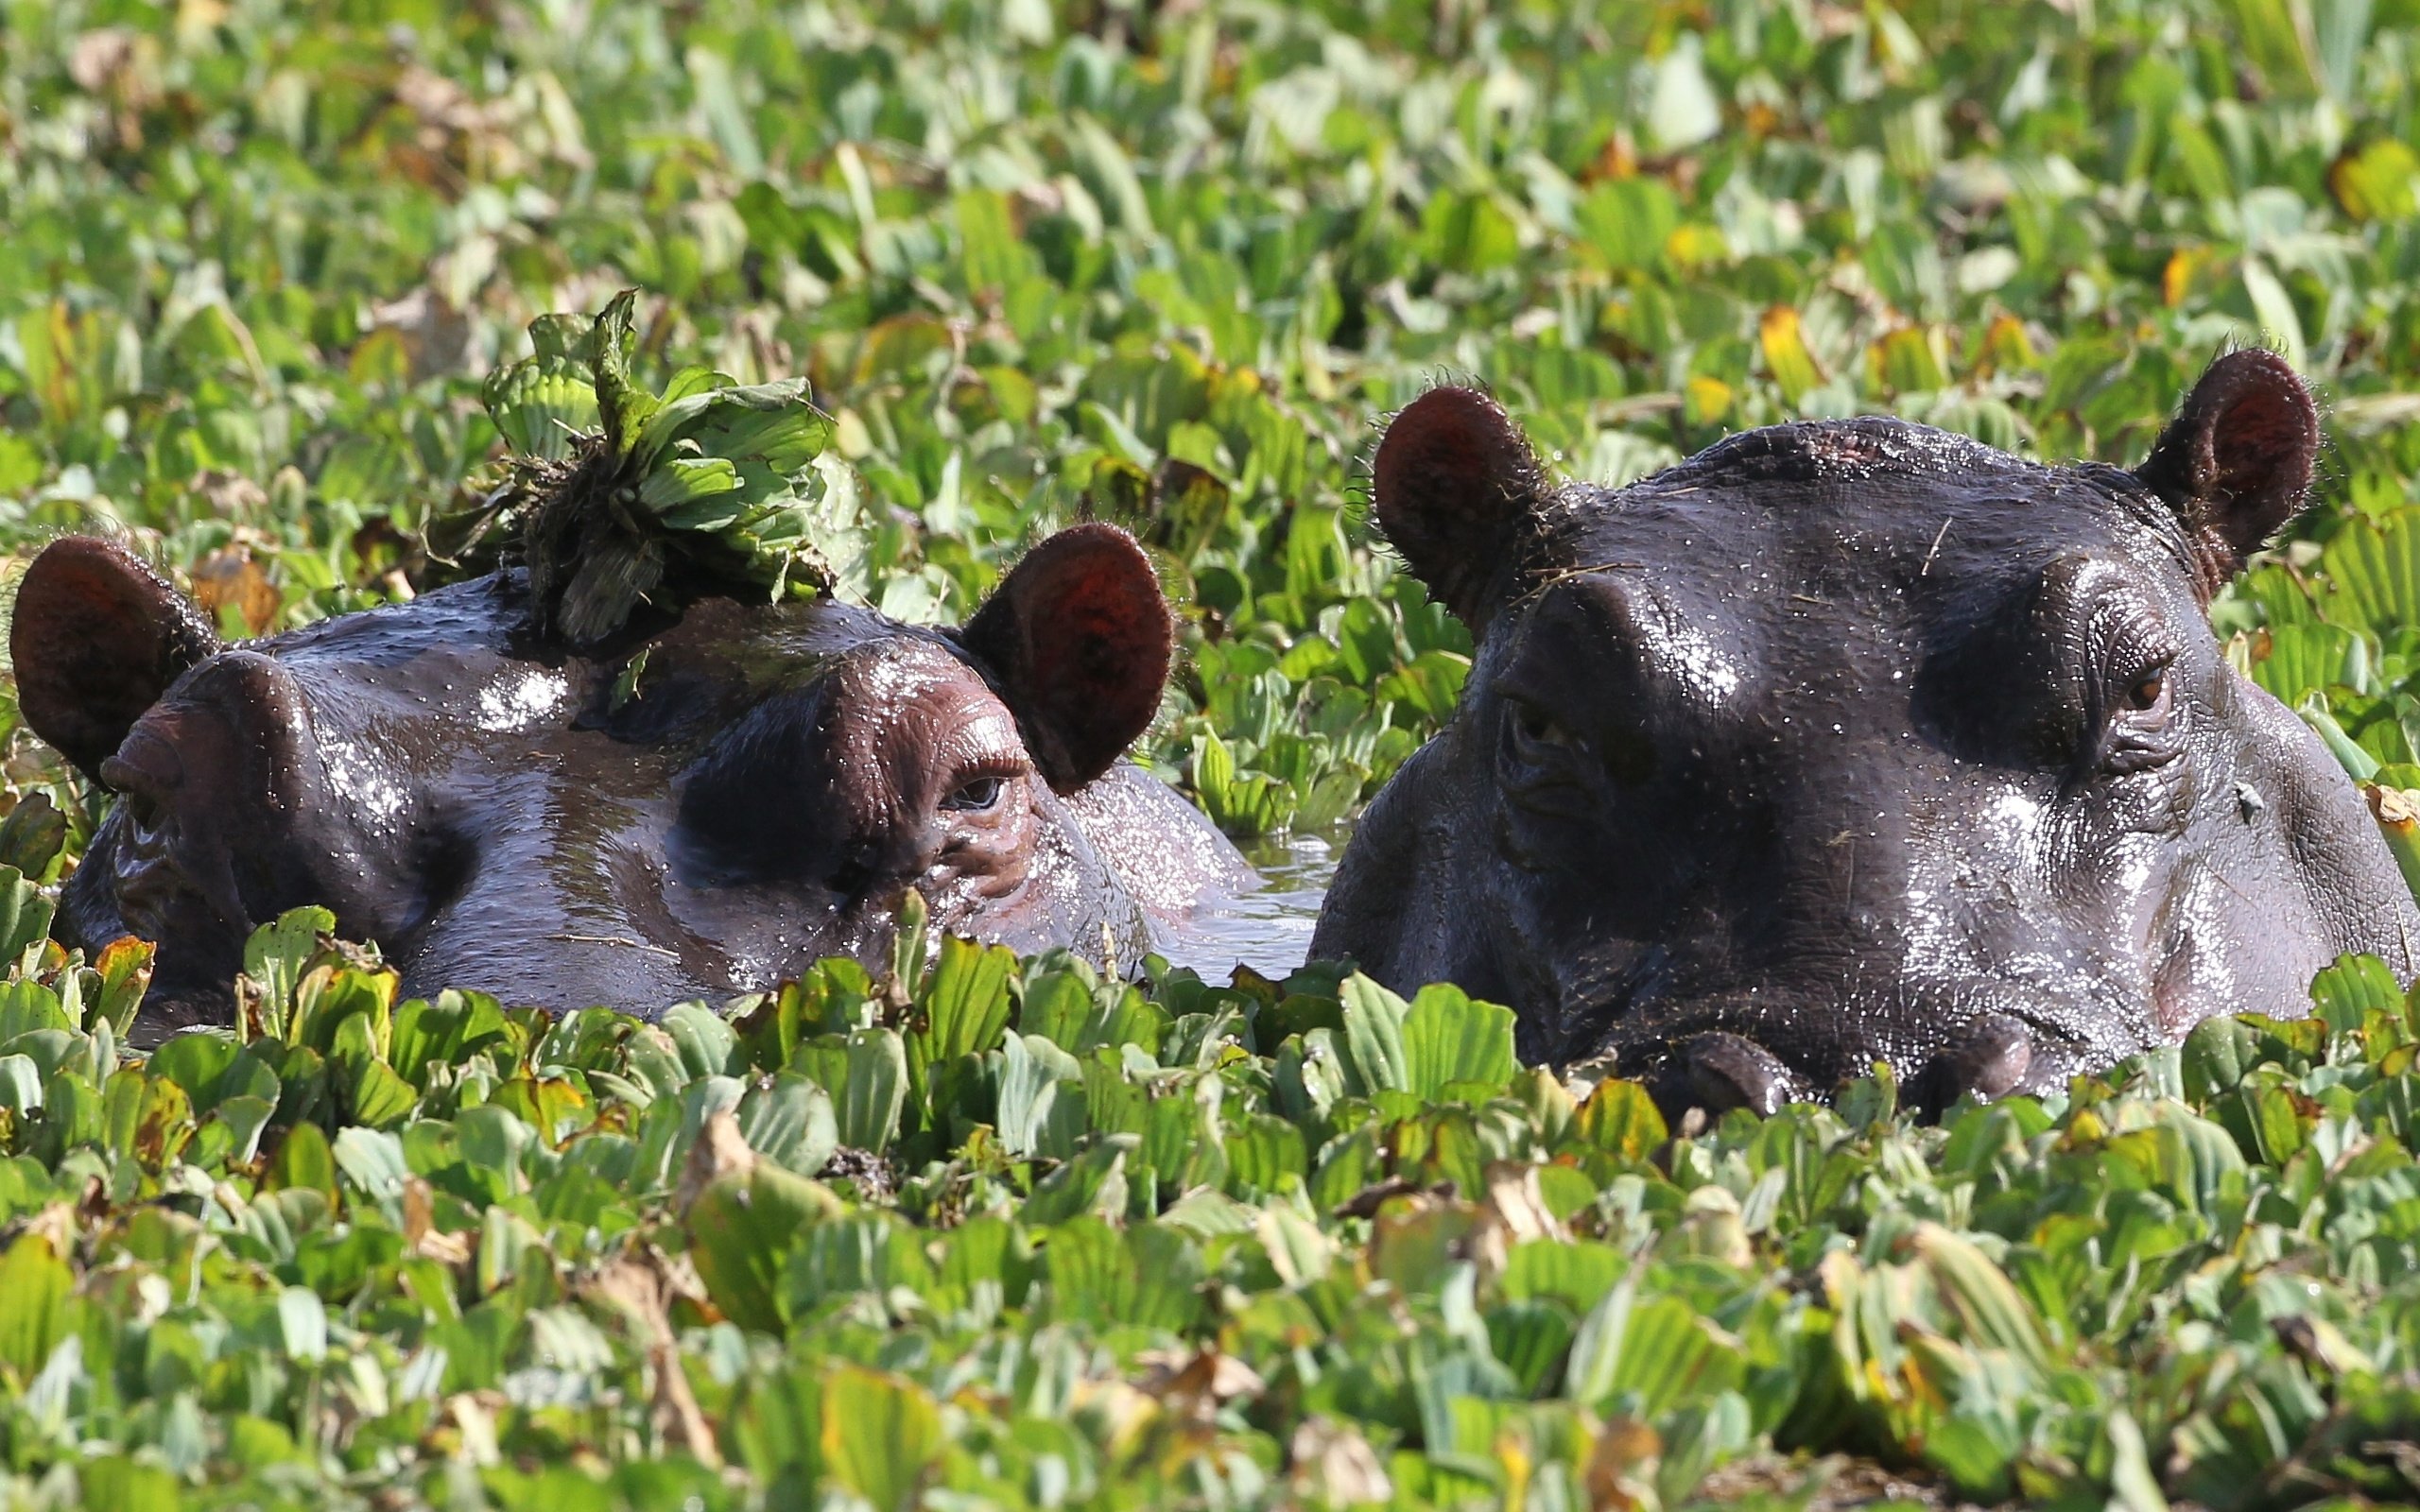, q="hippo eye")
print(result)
[1502,697,1605,791]
[2099,650,2182,774]
[2114,654,2174,719]
[942,775,1008,814]
[1509,702,1574,753]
